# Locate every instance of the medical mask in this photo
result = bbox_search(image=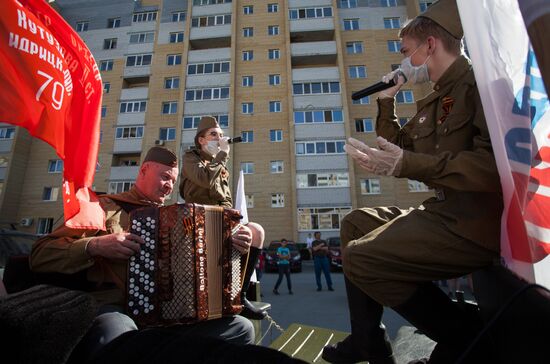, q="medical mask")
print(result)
[400,44,431,84]
[205,140,219,156]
